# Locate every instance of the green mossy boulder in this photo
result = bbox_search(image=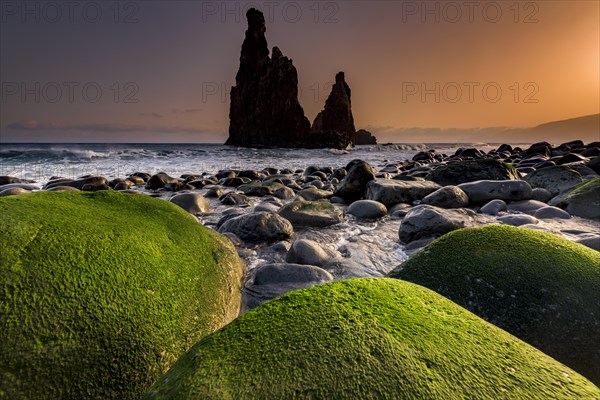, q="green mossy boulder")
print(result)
[565,177,600,219]
[0,191,244,399]
[143,278,599,399]
[388,225,600,384]
[278,200,343,227]
[427,159,521,186]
